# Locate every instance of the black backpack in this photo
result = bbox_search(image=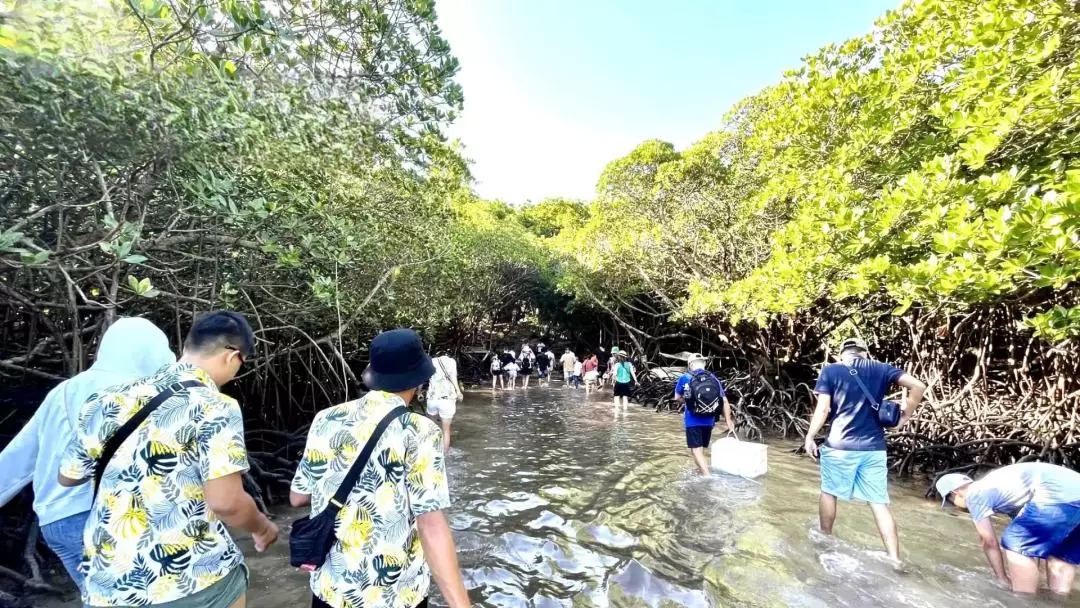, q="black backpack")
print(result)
[686,372,723,415]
